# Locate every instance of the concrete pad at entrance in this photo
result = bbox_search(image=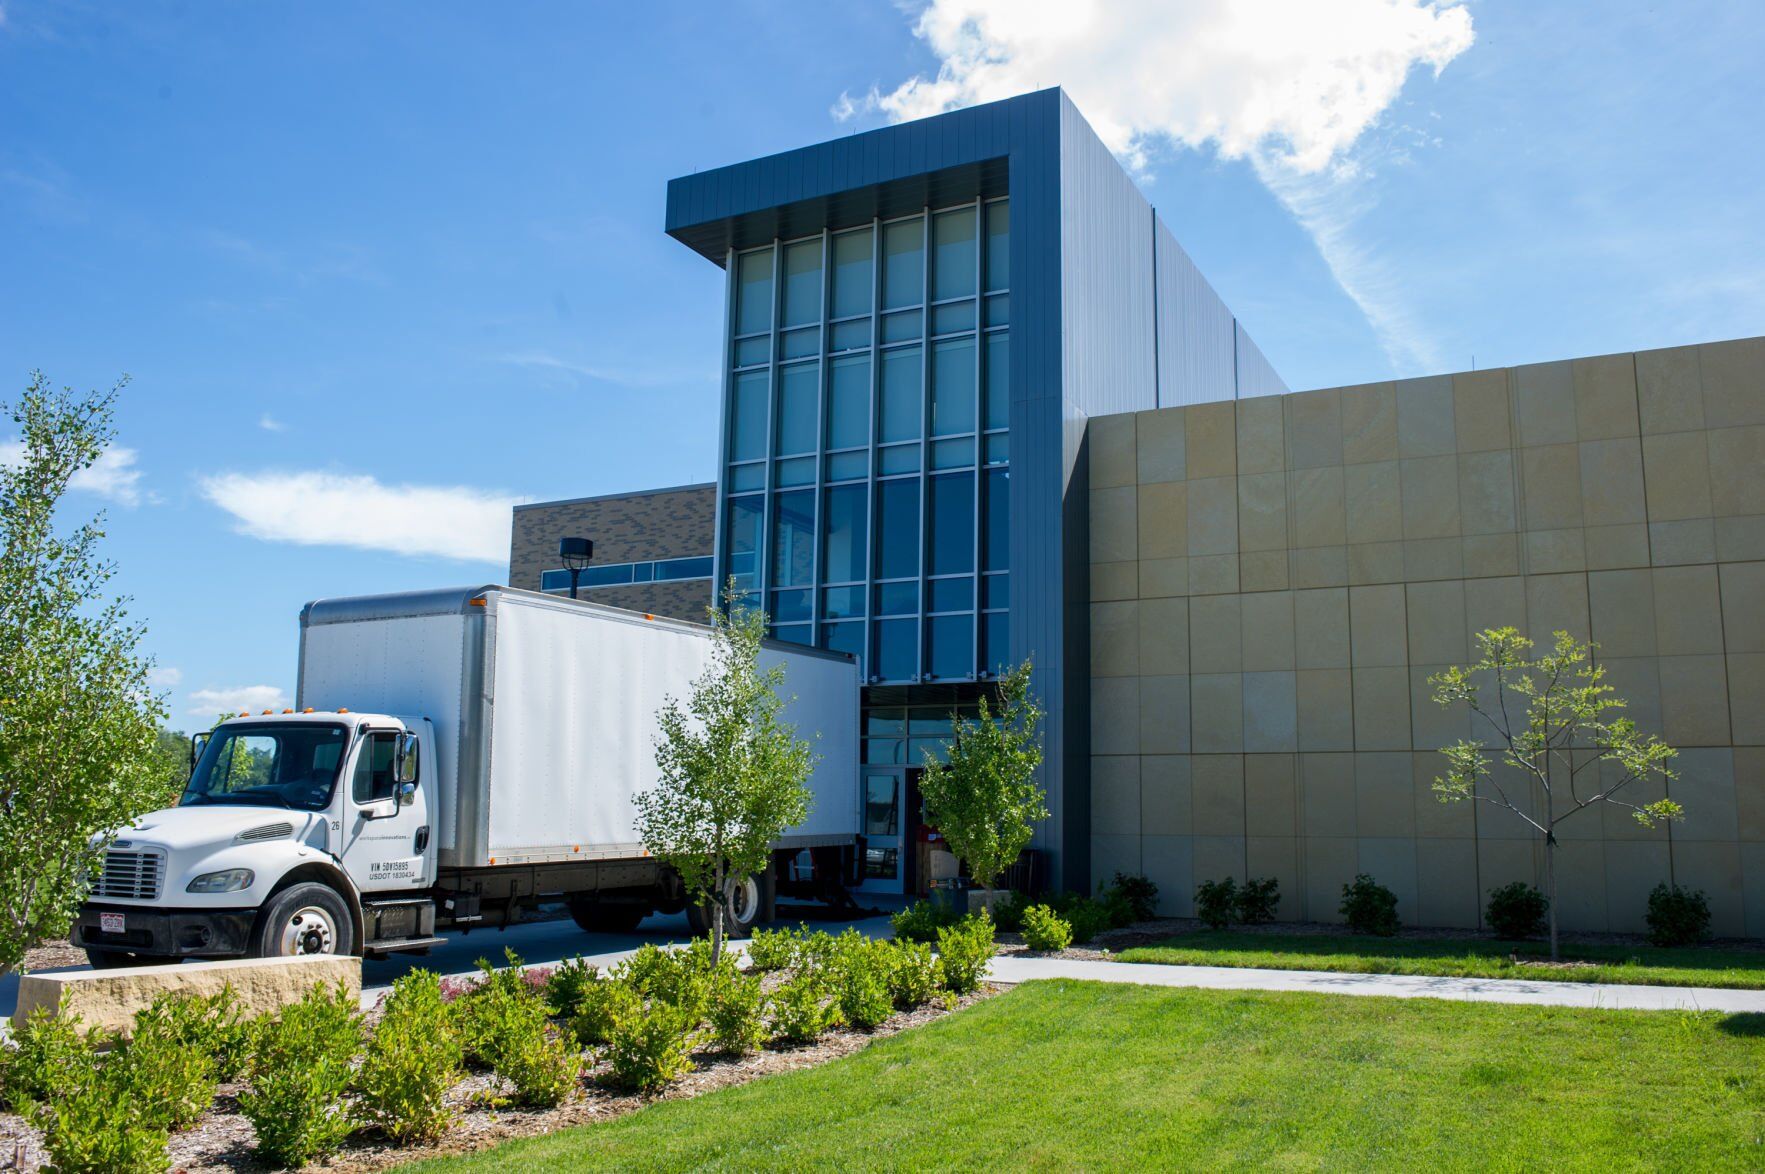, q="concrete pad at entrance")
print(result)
[986,954,1765,1014]
[14,953,360,1036]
